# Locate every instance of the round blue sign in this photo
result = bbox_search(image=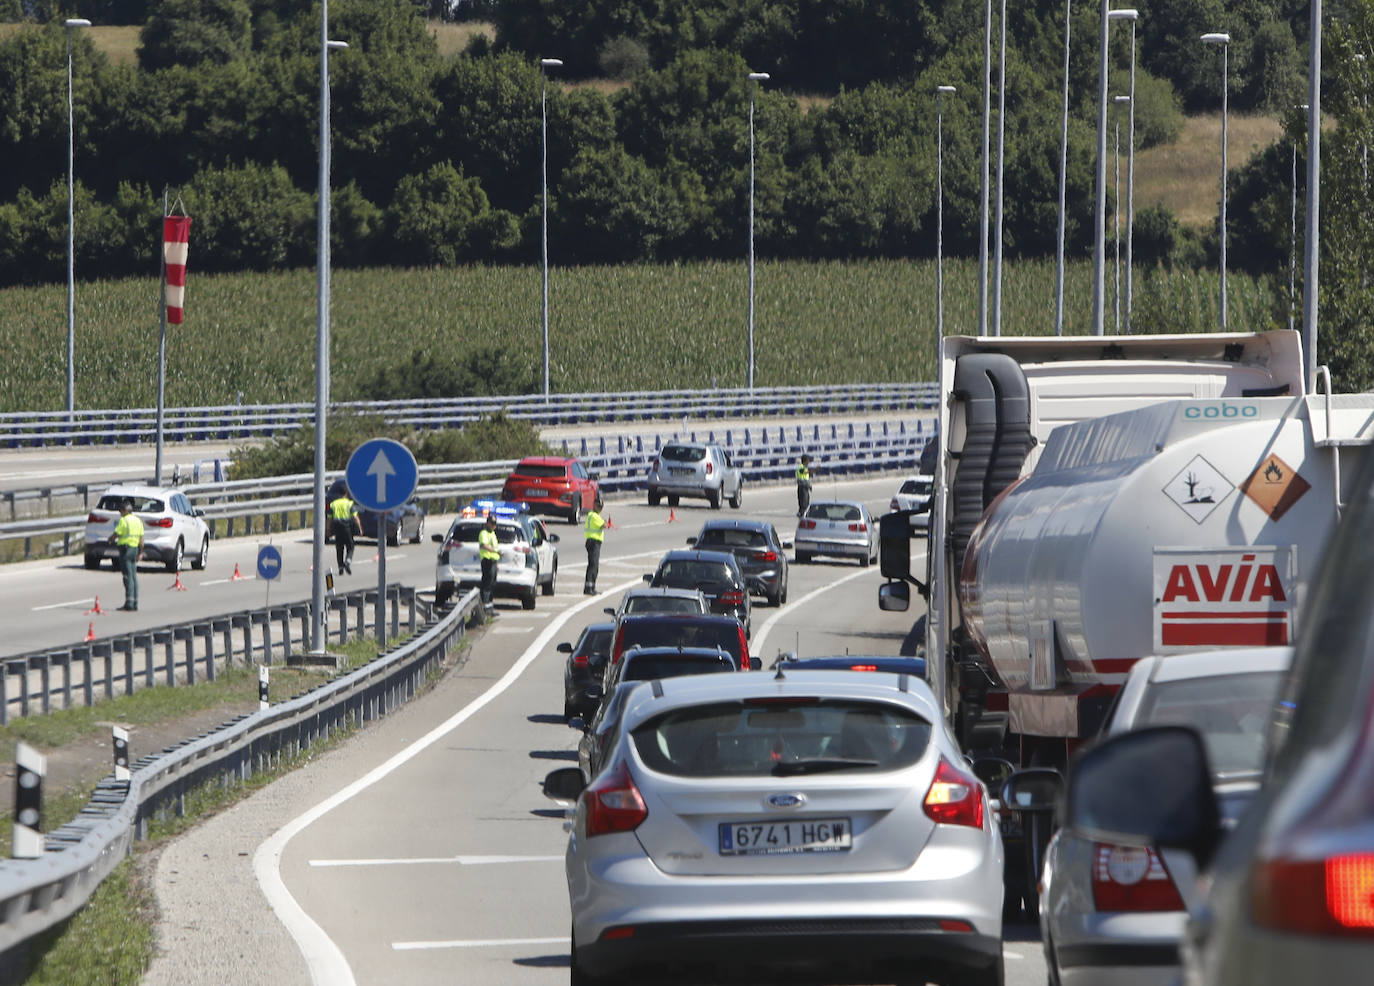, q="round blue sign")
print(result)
[346,438,419,512]
[257,544,283,581]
